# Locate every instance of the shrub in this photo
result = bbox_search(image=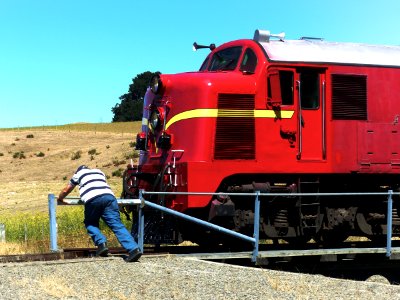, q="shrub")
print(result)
[112,158,126,166]
[125,151,139,159]
[112,168,124,177]
[88,148,97,155]
[71,150,82,160]
[0,153,3,156]
[26,134,34,138]
[129,141,136,148]
[13,151,26,159]
[35,152,45,157]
